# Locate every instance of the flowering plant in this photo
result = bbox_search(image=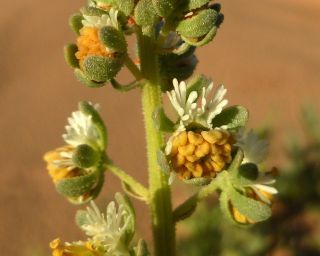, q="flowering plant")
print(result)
[44,1,277,255]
